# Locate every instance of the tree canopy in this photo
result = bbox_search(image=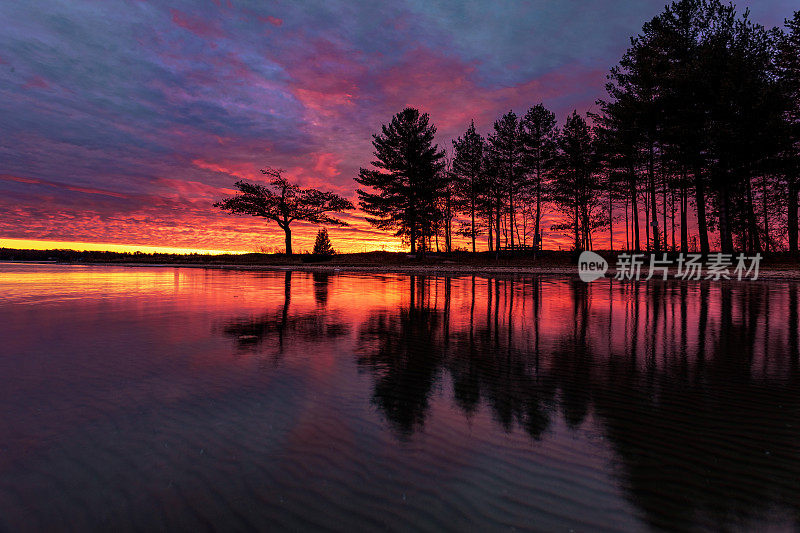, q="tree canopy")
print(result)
[355,107,446,254]
[451,120,485,253]
[312,228,336,256]
[217,3,800,256]
[215,168,353,255]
